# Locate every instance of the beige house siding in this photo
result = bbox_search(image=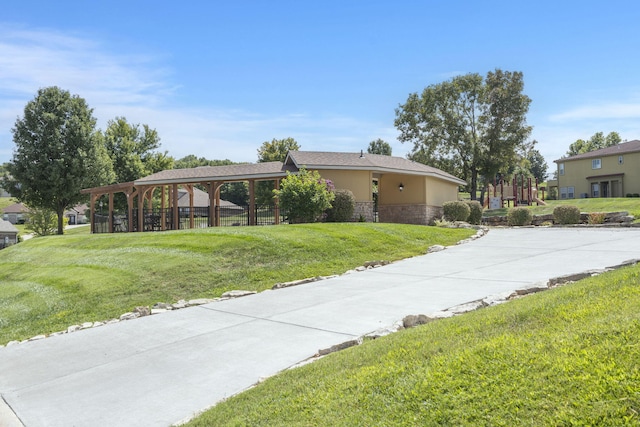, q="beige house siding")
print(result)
[425,176,459,206]
[316,169,373,201]
[557,150,640,198]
